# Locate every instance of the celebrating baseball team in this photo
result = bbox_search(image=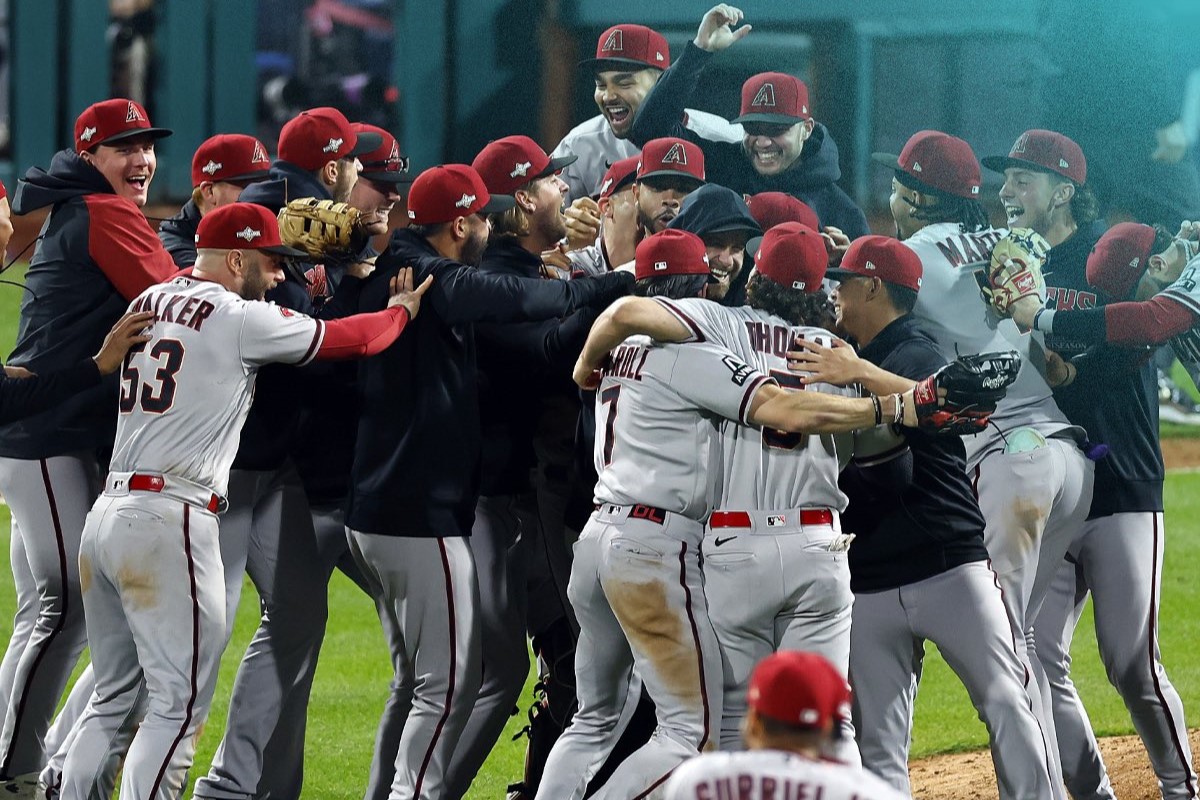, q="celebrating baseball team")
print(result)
[0,3,1198,799]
